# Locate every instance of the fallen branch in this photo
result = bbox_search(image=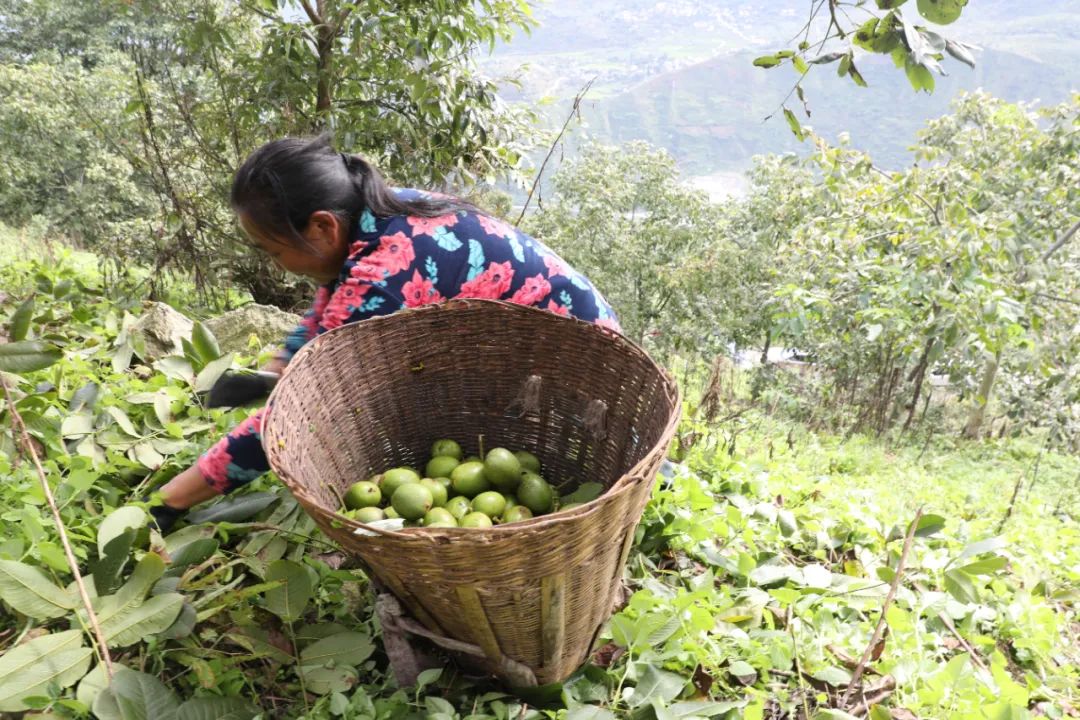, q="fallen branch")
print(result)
[1,373,115,679]
[840,507,923,706]
[913,582,990,674]
[849,675,897,717]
